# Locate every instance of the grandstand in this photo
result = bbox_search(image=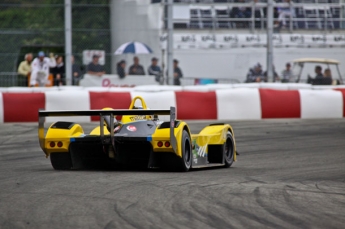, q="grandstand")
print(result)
[161,0,344,31]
